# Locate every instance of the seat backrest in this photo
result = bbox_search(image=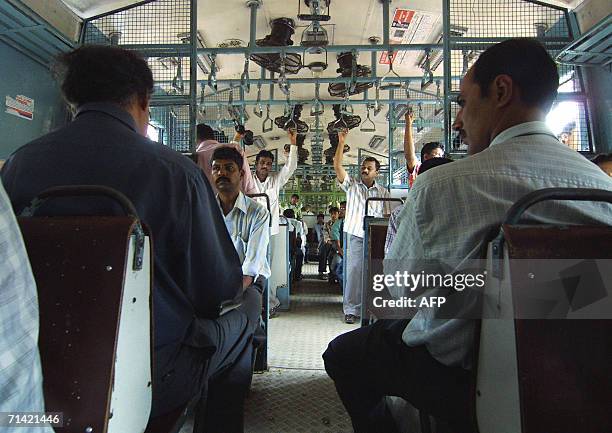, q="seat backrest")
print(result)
[19,215,153,433]
[478,188,612,433]
[361,218,389,326]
